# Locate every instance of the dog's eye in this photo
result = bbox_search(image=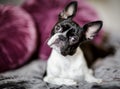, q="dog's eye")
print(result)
[55,25,62,32]
[69,36,79,45]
